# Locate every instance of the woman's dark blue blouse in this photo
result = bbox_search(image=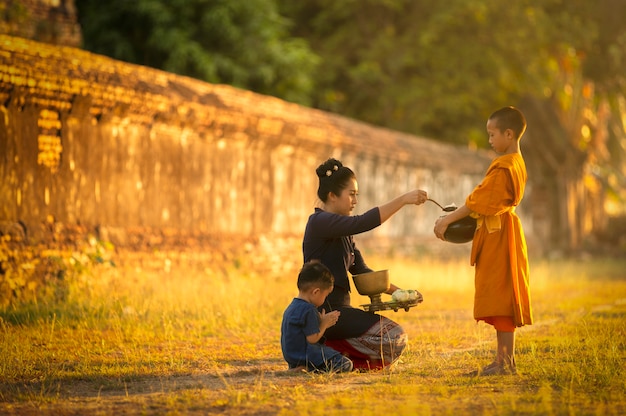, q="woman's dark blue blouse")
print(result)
[302,207,381,309]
